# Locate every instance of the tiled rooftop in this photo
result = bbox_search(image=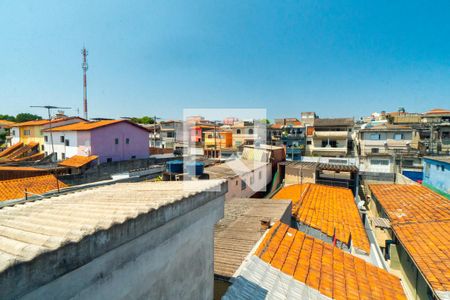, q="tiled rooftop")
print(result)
[58,155,98,168]
[0,180,225,273]
[214,198,291,278]
[392,220,450,297]
[0,174,67,202]
[45,119,148,132]
[273,184,370,253]
[227,221,406,300]
[369,184,450,223]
